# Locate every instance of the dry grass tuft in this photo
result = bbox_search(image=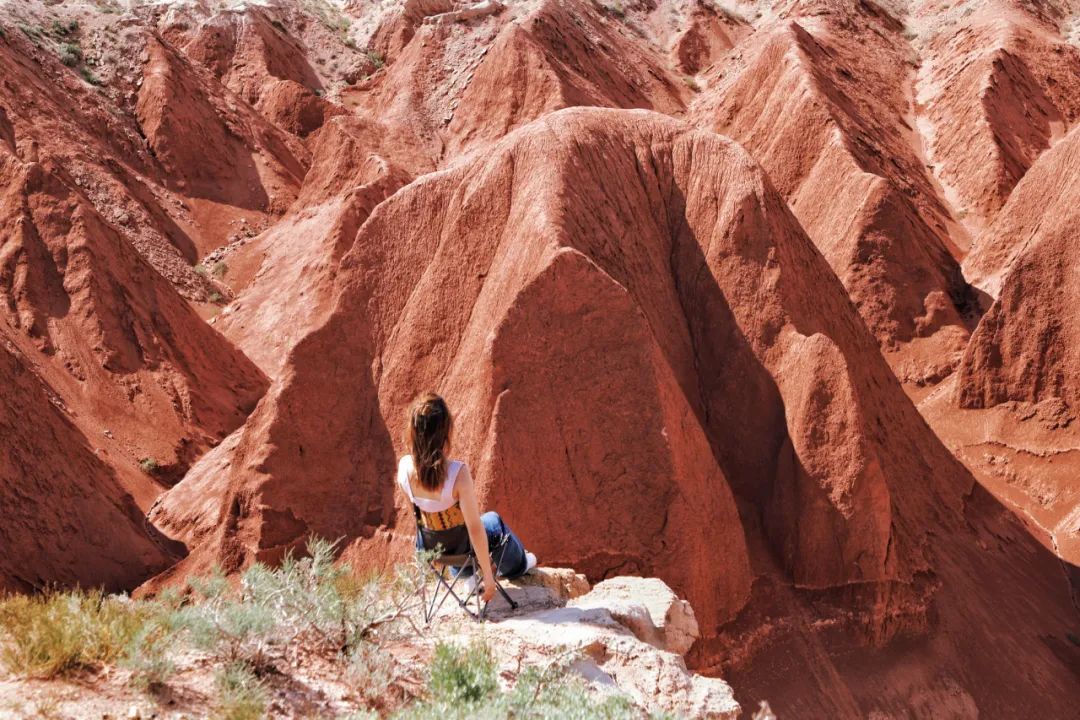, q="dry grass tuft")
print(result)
[0,591,148,678]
